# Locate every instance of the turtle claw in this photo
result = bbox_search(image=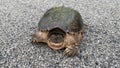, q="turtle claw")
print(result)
[31,39,37,43]
[31,39,36,43]
[31,37,39,43]
[63,46,78,57]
